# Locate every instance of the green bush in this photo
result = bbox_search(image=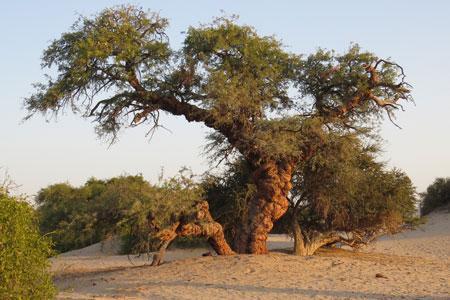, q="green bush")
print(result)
[117,170,204,254]
[0,189,55,299]
[37,171,204,254]
[421,177,450,215]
